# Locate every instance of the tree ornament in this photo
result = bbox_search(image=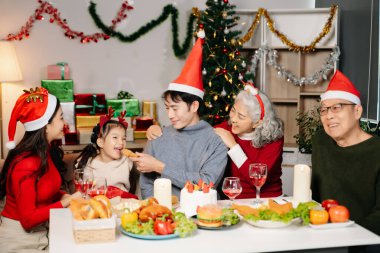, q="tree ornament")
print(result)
[223,0,229,3]
[241,61,246,68]
[221,89,227,96]
[222,48,228,53]
[238,73,243,80]
[202,68,207,75]
[224,27,229,34]
[216,67,221,73]
[230,38,236,45]
[208,81,212,87]
[213,95,218,101]
[199,23,204,29]
[222,69,227,74]
[235,50,240,56]
[222,12,228,18]
[225,105,229,111]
